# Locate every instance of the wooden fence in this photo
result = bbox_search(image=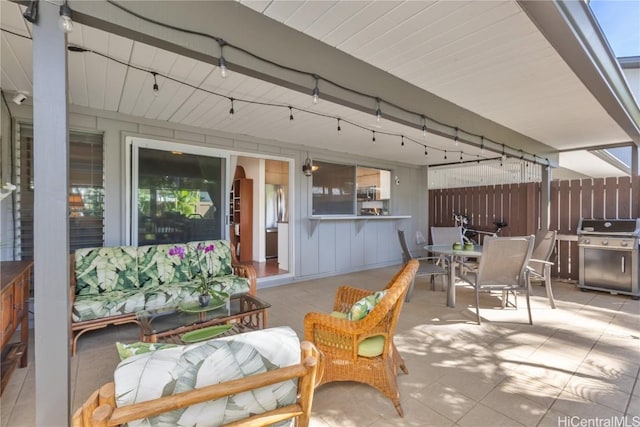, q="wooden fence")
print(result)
[428,176,640,280]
